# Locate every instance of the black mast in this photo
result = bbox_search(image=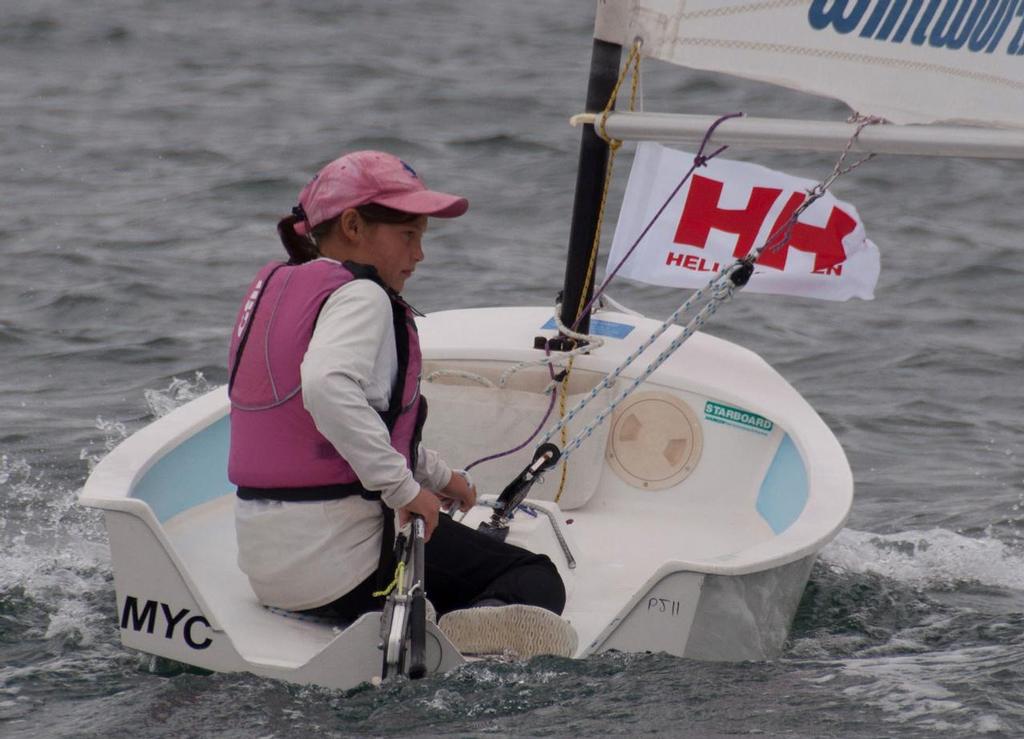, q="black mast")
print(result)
[556,37,623,345]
